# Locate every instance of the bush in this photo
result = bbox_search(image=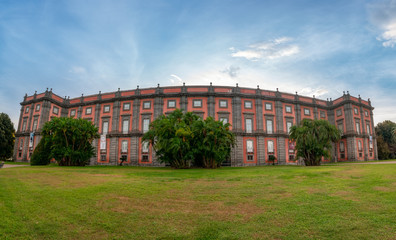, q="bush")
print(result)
[30,138,51,165]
